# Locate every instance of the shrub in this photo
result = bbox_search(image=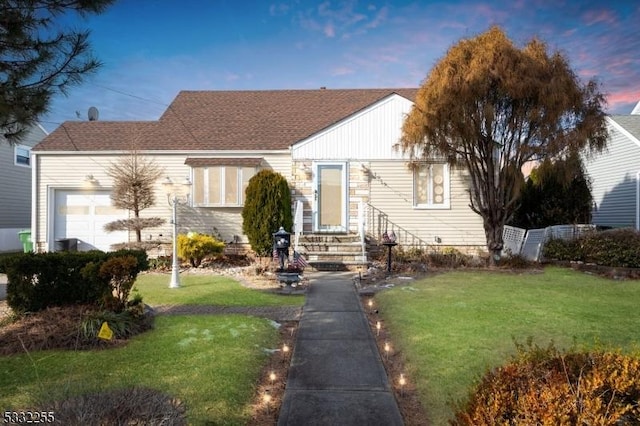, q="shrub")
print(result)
[543,228,640,268]
[580,228,640,268]
[428,247,471,268]
[177,232,225,267]
[5,250,148,313]
[242,169,293,257]
[50,387,186,425]
[453,341,640,425]
[79,306,153,341]
[98,255,139,311]
[543,238,583,261]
